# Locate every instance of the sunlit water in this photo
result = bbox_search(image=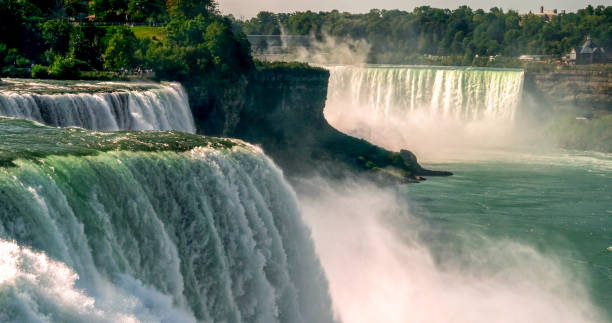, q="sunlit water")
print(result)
[407,149,612,321]
[306,64,612,322]
[299,149,612,322]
